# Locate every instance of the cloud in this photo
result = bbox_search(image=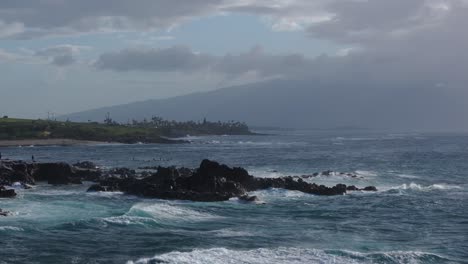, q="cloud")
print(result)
[35,45,90,66]
[1,45,90,66]
[95,45,312,79]
[0,0,465,50]
[0,0,225,39]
